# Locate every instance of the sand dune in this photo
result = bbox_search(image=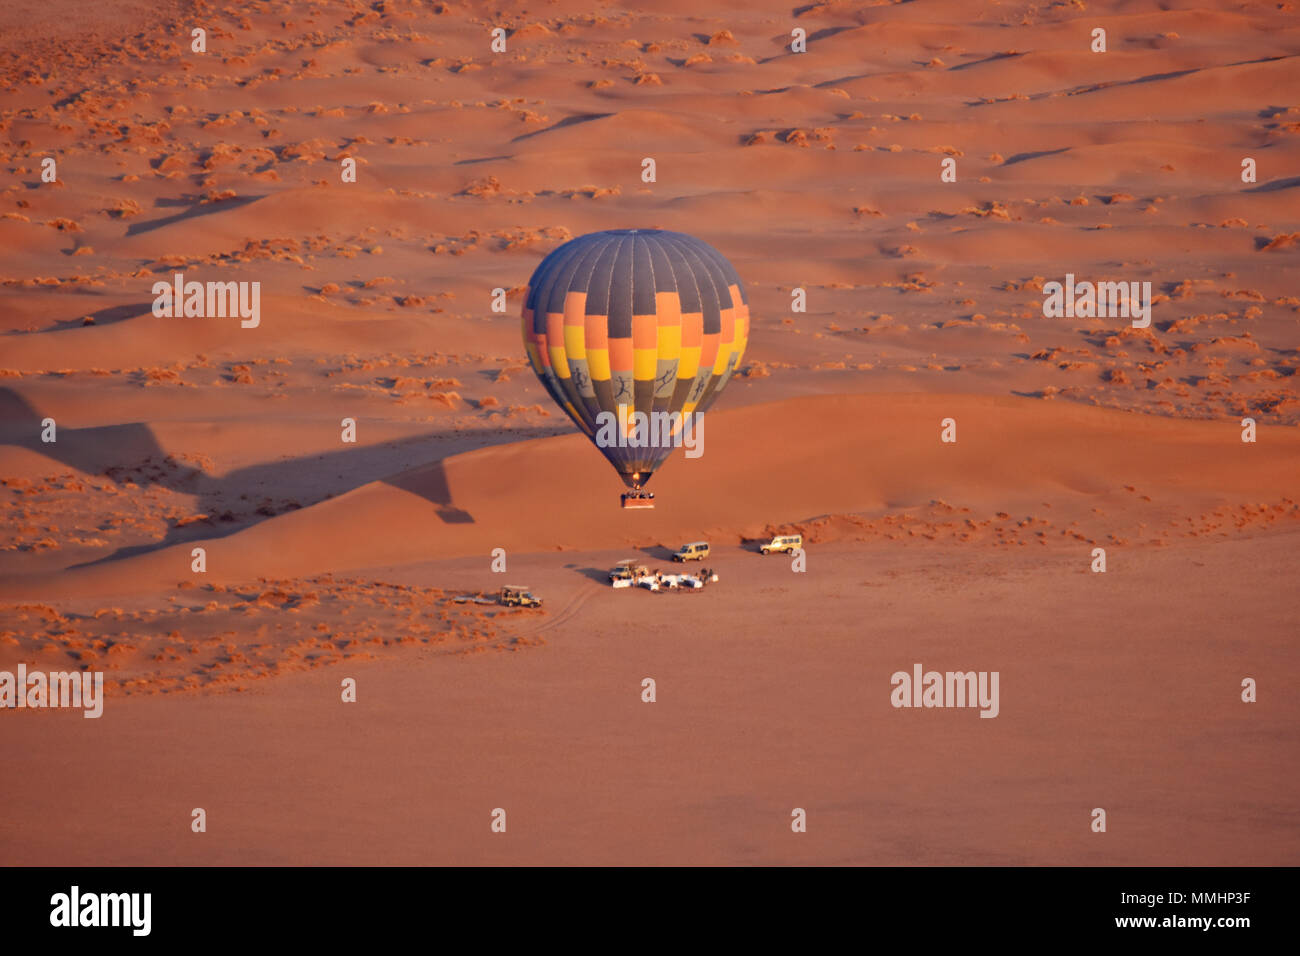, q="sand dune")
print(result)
[5,392,1293,601]
[1,0,1297,866]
